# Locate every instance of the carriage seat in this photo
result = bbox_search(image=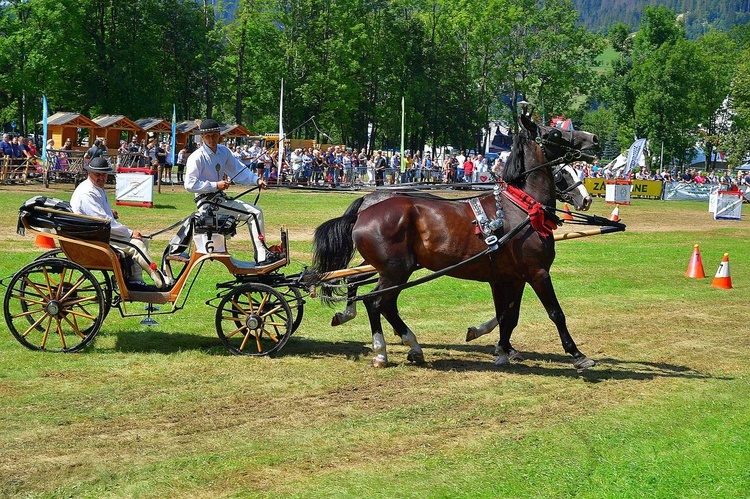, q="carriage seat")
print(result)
[18,196,124,272]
